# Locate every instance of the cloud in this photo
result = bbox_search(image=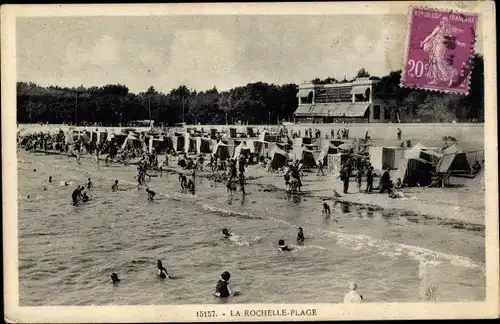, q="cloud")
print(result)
[161,28,239,90]
[79,35,118,64]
